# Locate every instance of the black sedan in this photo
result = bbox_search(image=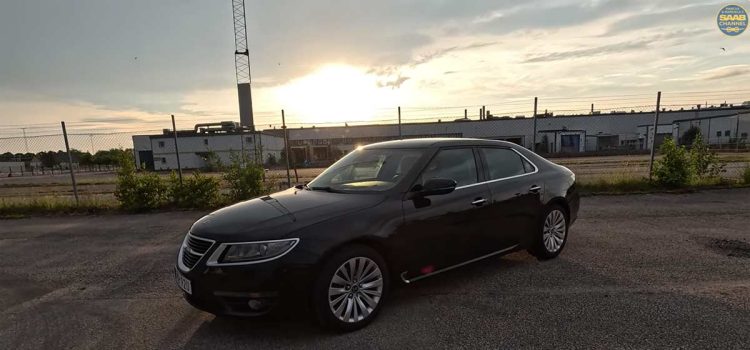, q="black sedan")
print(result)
[175,138,579,331]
